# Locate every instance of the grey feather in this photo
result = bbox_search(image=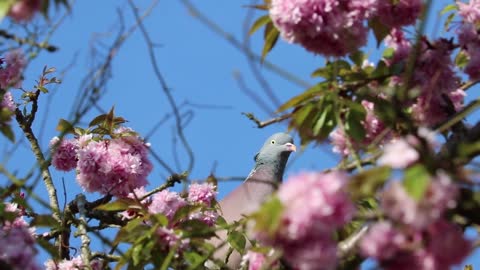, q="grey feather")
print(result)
[207,133,296,269]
